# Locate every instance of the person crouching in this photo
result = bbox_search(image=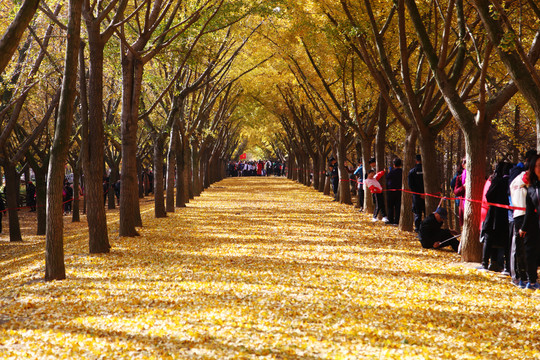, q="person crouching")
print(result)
[419,207,459,252]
